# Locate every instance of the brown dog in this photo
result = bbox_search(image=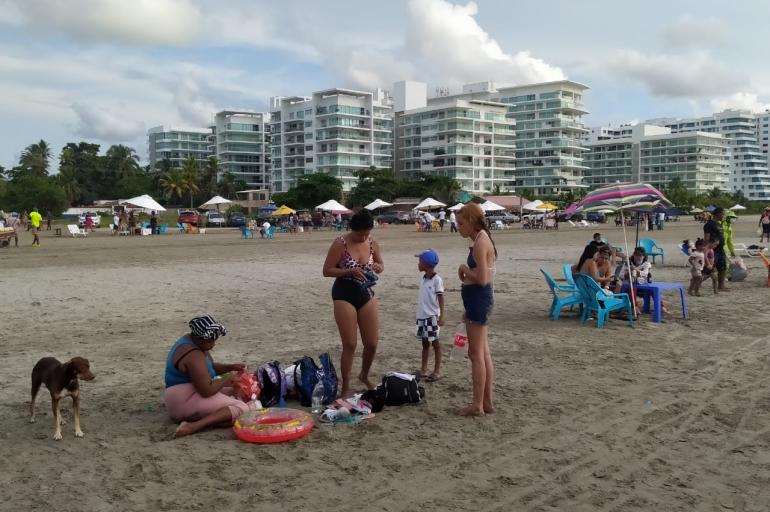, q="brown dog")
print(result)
[30,357,95,440]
